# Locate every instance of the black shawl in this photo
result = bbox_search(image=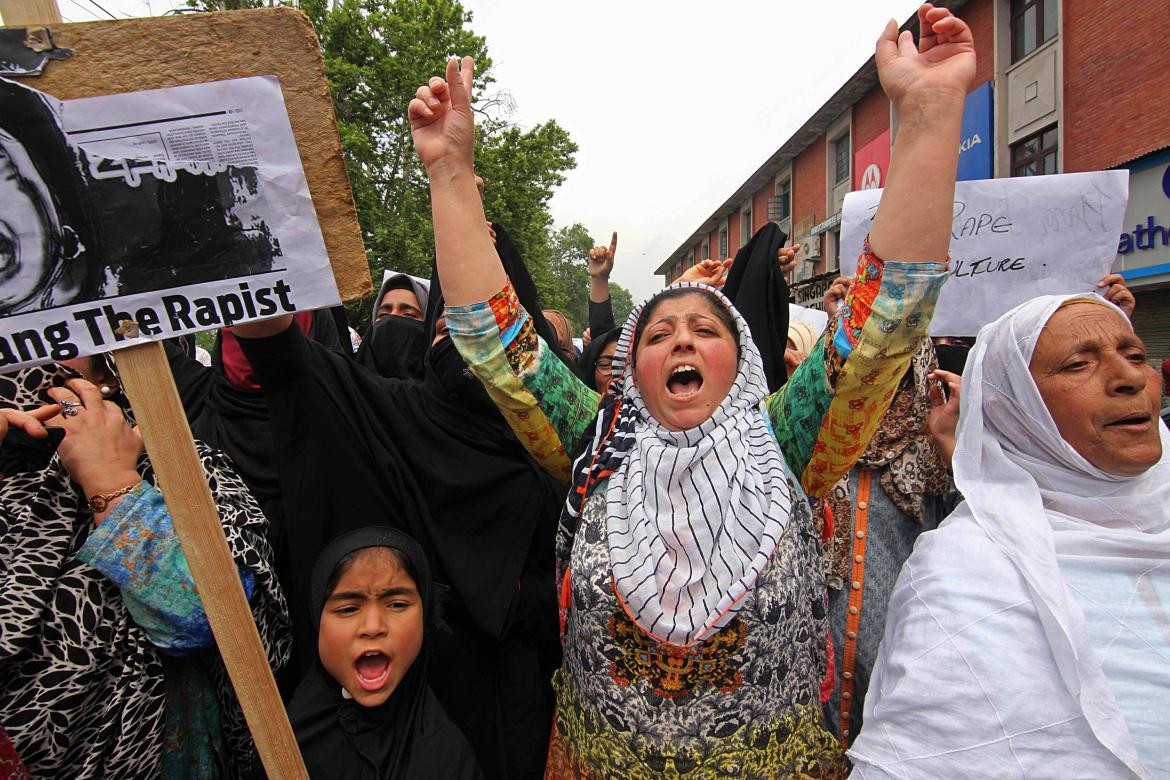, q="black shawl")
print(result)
[238,222,563,673]
[287,527,482,780]
[721,223,791,392]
